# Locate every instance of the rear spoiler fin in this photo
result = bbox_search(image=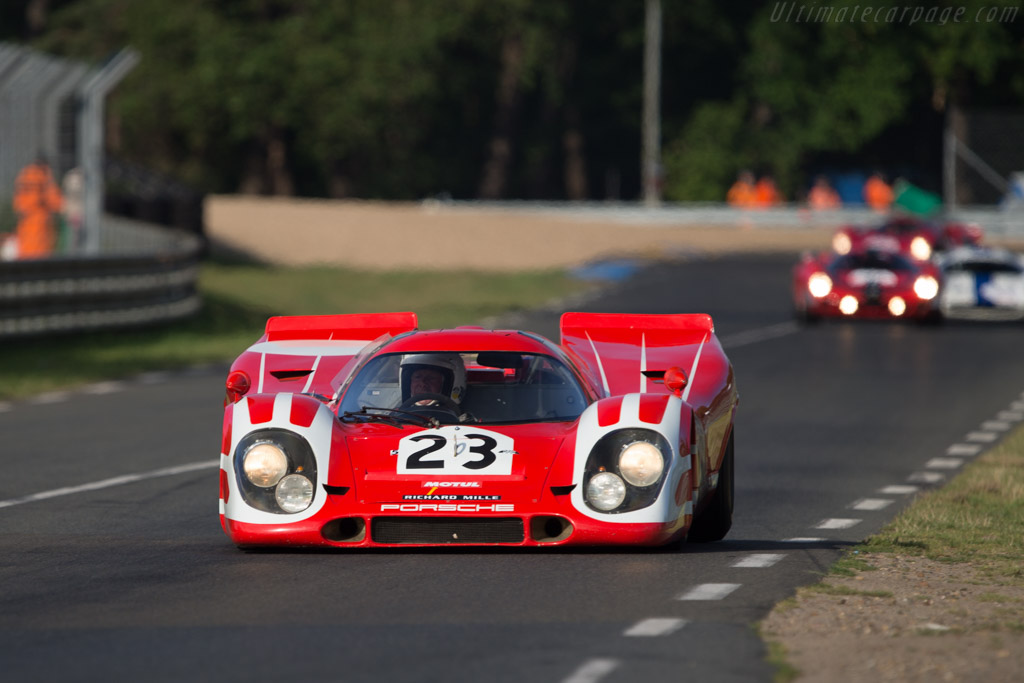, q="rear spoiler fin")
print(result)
[560,312,713,341]
[265,312,418,341]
